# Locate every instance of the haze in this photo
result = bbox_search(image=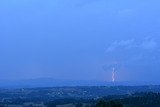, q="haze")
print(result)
[0,0,160,83]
